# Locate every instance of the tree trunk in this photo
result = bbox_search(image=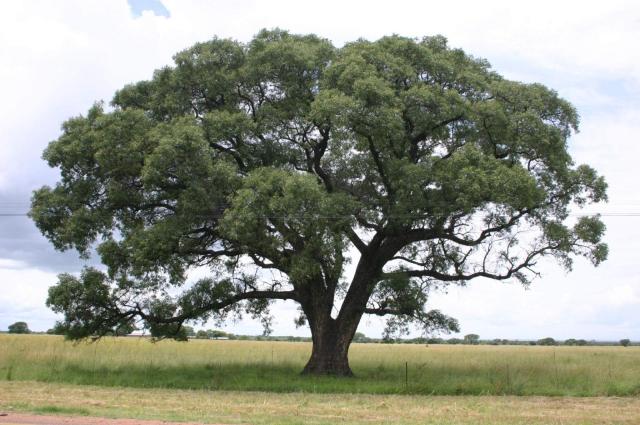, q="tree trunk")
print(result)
[298,268,373,377]
[302,257,380,376]
[302,308,353,376]
[302,315,354,376]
